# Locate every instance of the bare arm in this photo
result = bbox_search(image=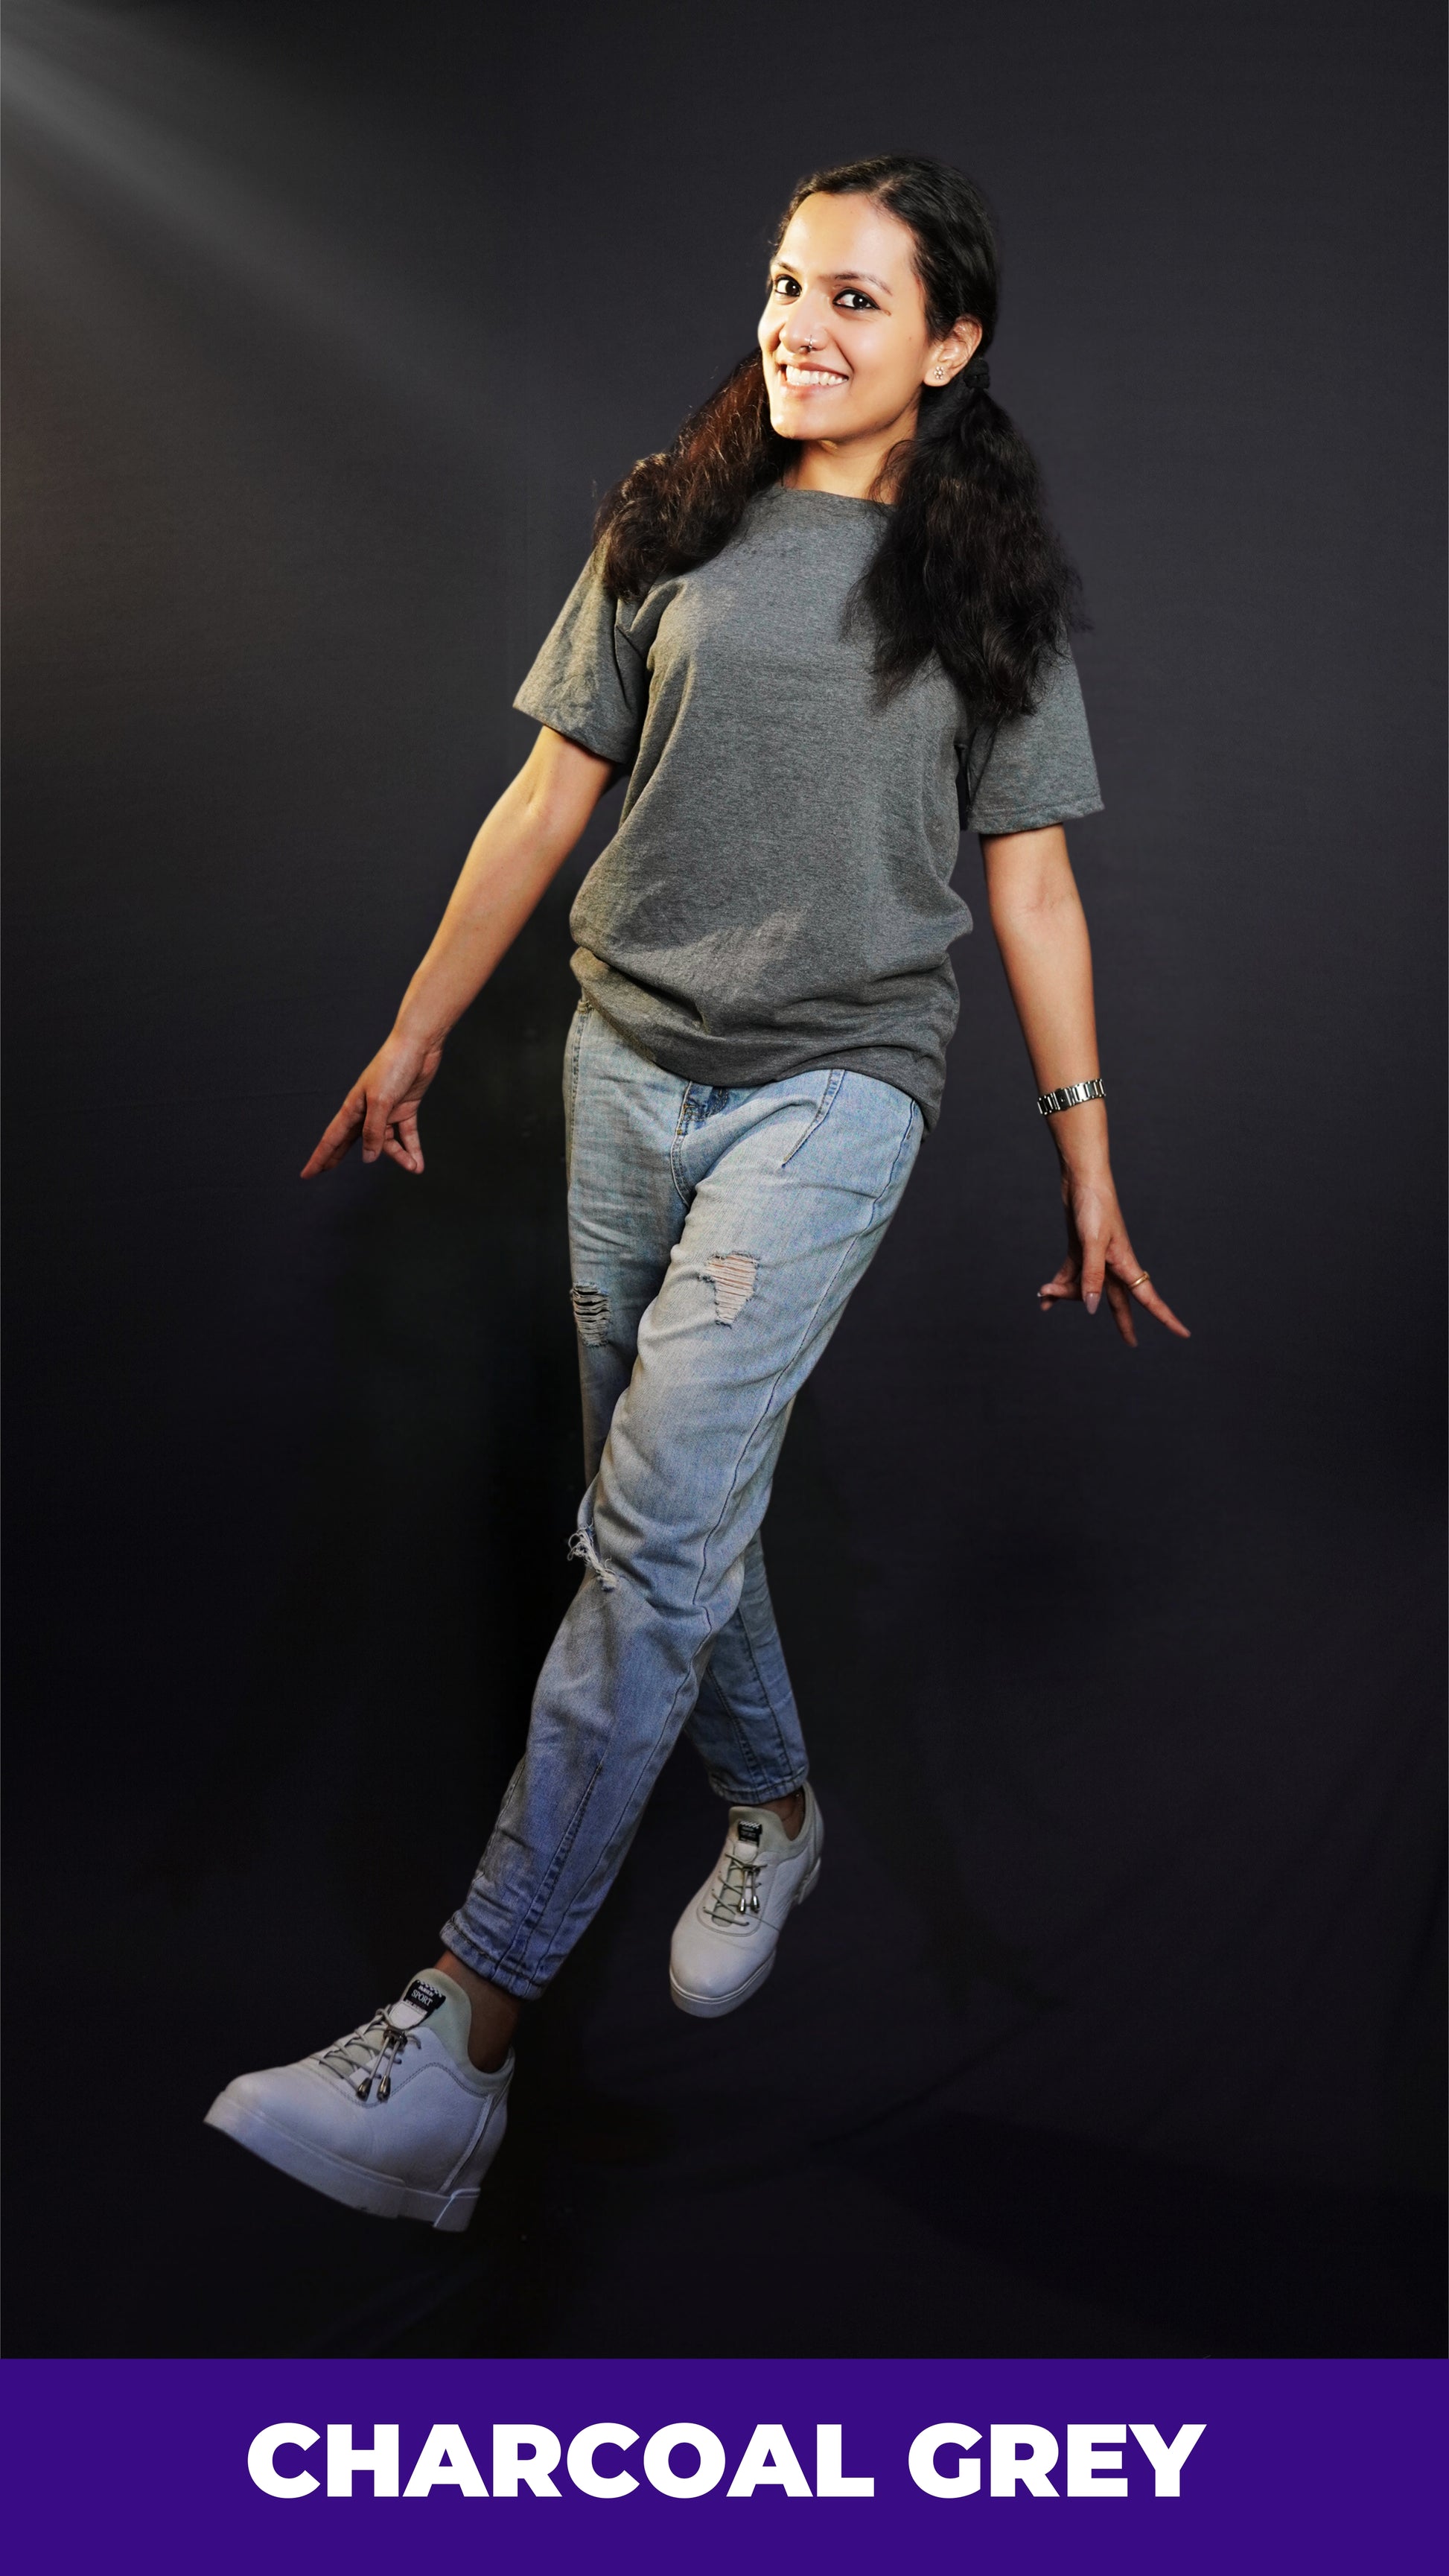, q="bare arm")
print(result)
[982,824,1188,1345]
[302,726,616,1177]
